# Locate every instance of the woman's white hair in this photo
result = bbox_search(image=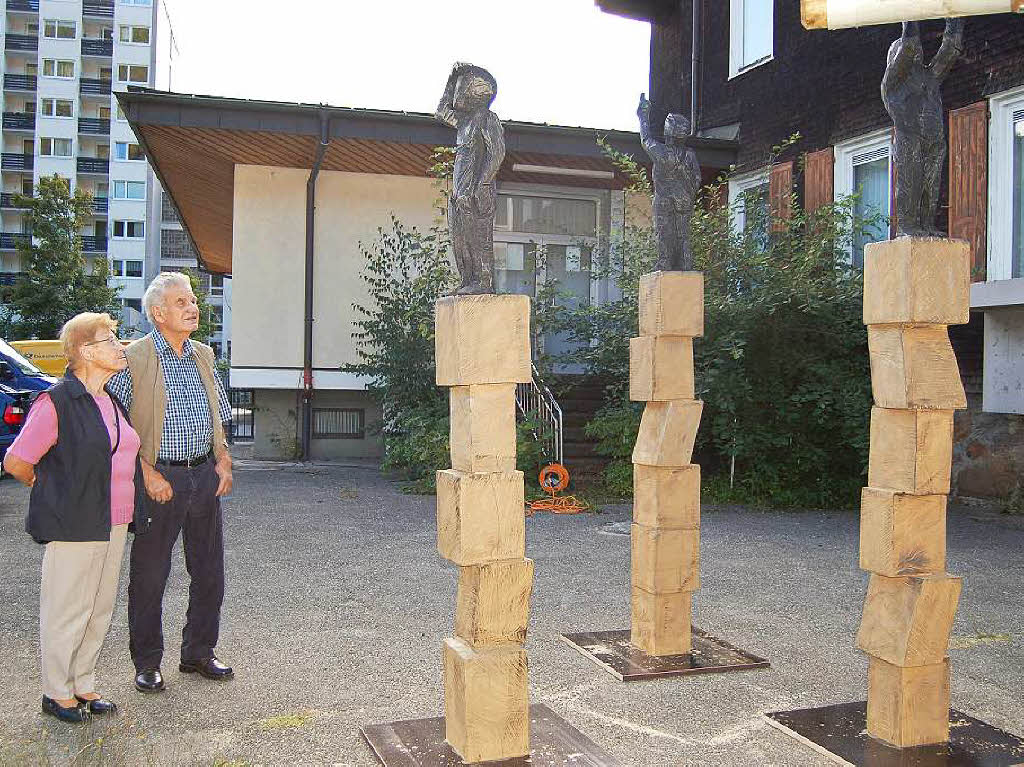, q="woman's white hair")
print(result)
[143,271,192,322]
